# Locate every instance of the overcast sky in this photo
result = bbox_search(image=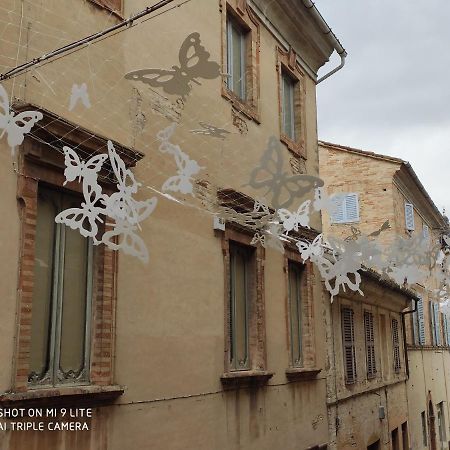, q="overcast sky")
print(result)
[314,0,450,220]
